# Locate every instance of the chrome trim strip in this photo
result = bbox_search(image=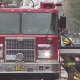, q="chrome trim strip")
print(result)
[0,71,60,73]
[60,49,80,53]
[0,63,60,73]
[6,49,35,50]
[36,60,58,63]
[60,49,80,55]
